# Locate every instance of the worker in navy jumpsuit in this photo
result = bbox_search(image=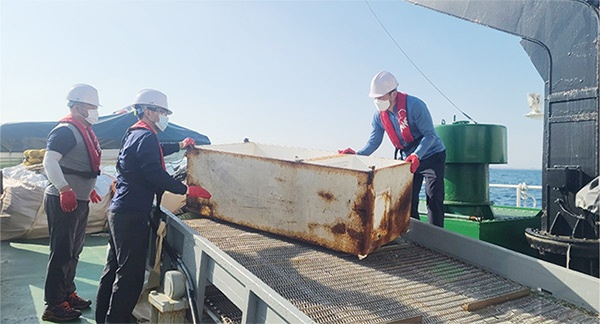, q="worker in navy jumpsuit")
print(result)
[95,89,208,323]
